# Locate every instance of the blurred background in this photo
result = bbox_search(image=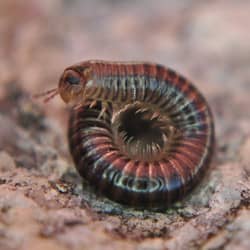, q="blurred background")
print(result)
[0,1,250,250]
[1,0,250,131]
